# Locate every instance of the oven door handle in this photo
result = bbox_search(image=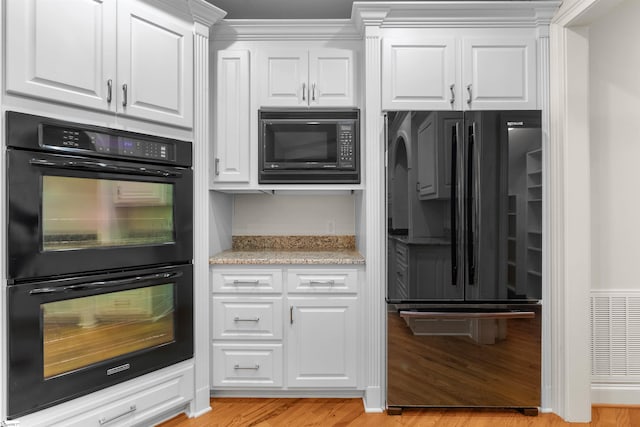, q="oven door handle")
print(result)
[399,310,535,320]
[29,158,183,178]
[29,271,183,295]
